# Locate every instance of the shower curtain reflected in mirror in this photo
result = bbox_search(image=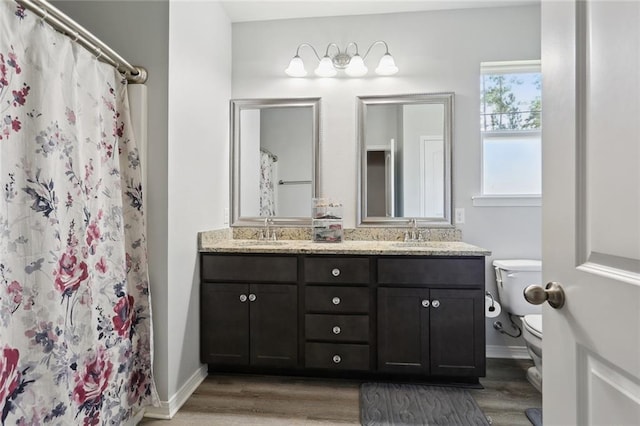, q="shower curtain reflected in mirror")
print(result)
[0,2,157,424]
[259,149,276,216]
